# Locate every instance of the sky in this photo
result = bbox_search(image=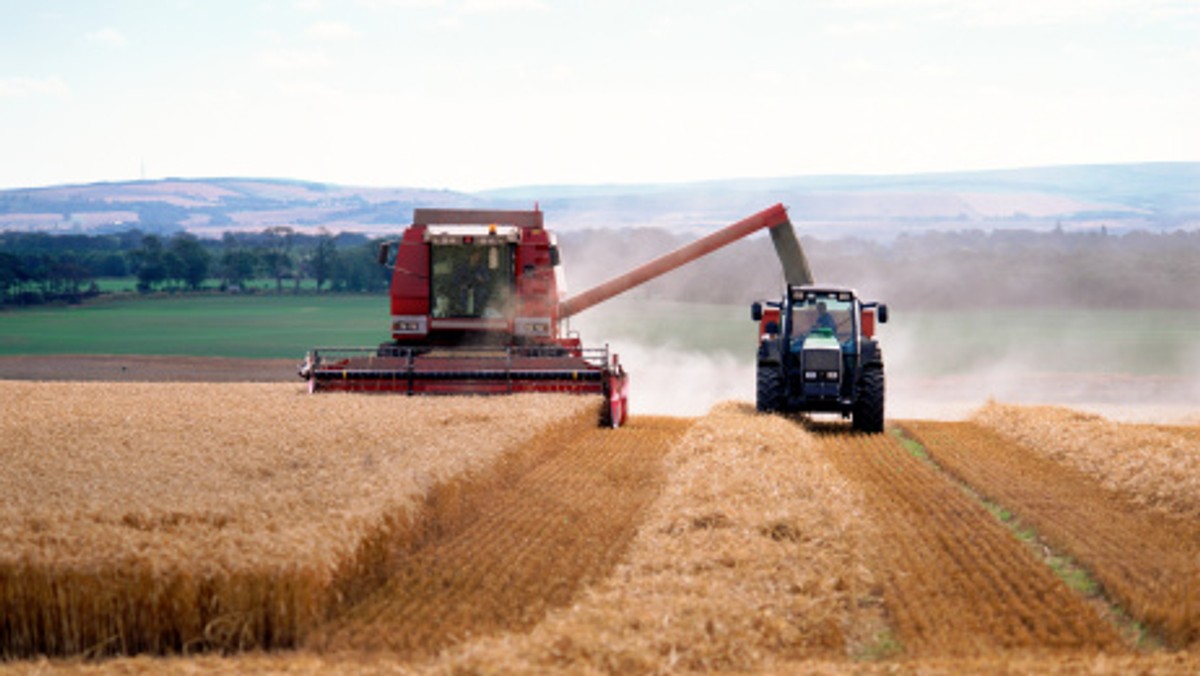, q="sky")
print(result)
[1,0,1197,191]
